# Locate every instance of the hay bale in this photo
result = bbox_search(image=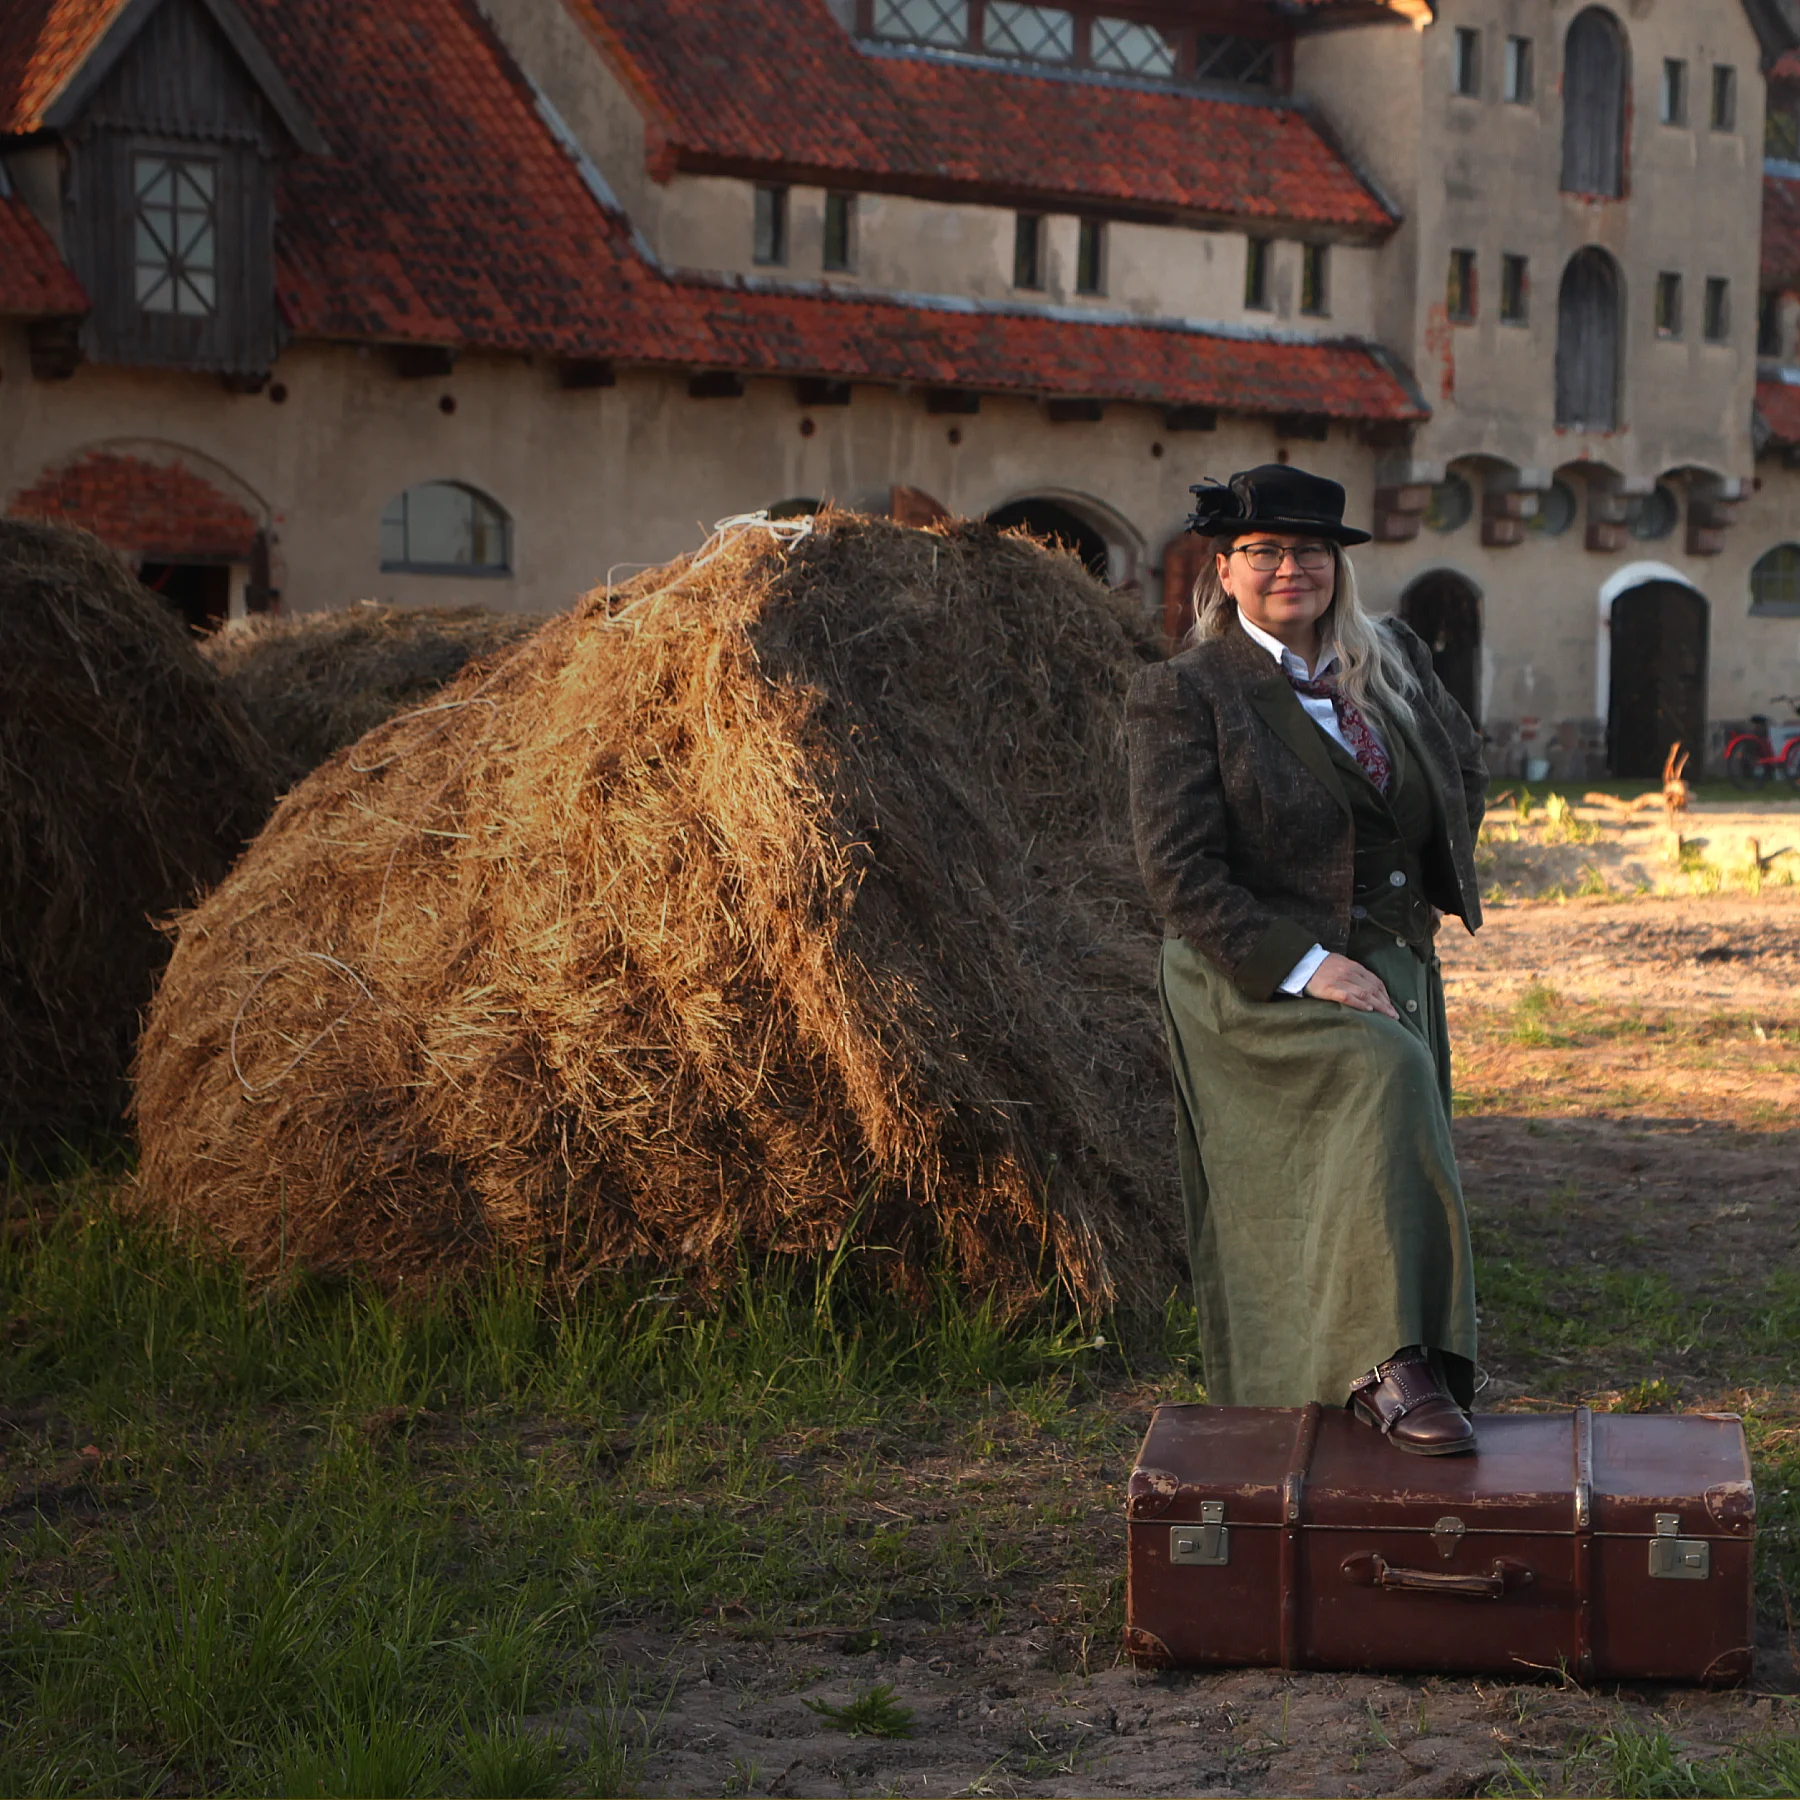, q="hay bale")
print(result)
[200,603,546,787]
[133,514,1181,1309]
[0,519,275,1143]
